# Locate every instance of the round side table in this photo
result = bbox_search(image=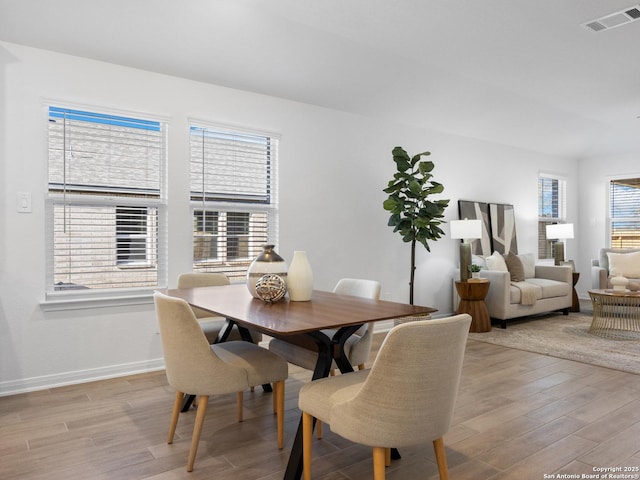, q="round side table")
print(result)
[455,280,491,332]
